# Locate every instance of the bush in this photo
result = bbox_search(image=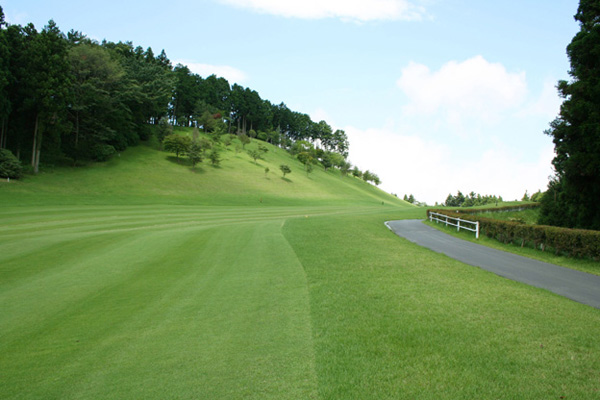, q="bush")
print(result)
[0,149,23,179]
[91,144,117,162]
